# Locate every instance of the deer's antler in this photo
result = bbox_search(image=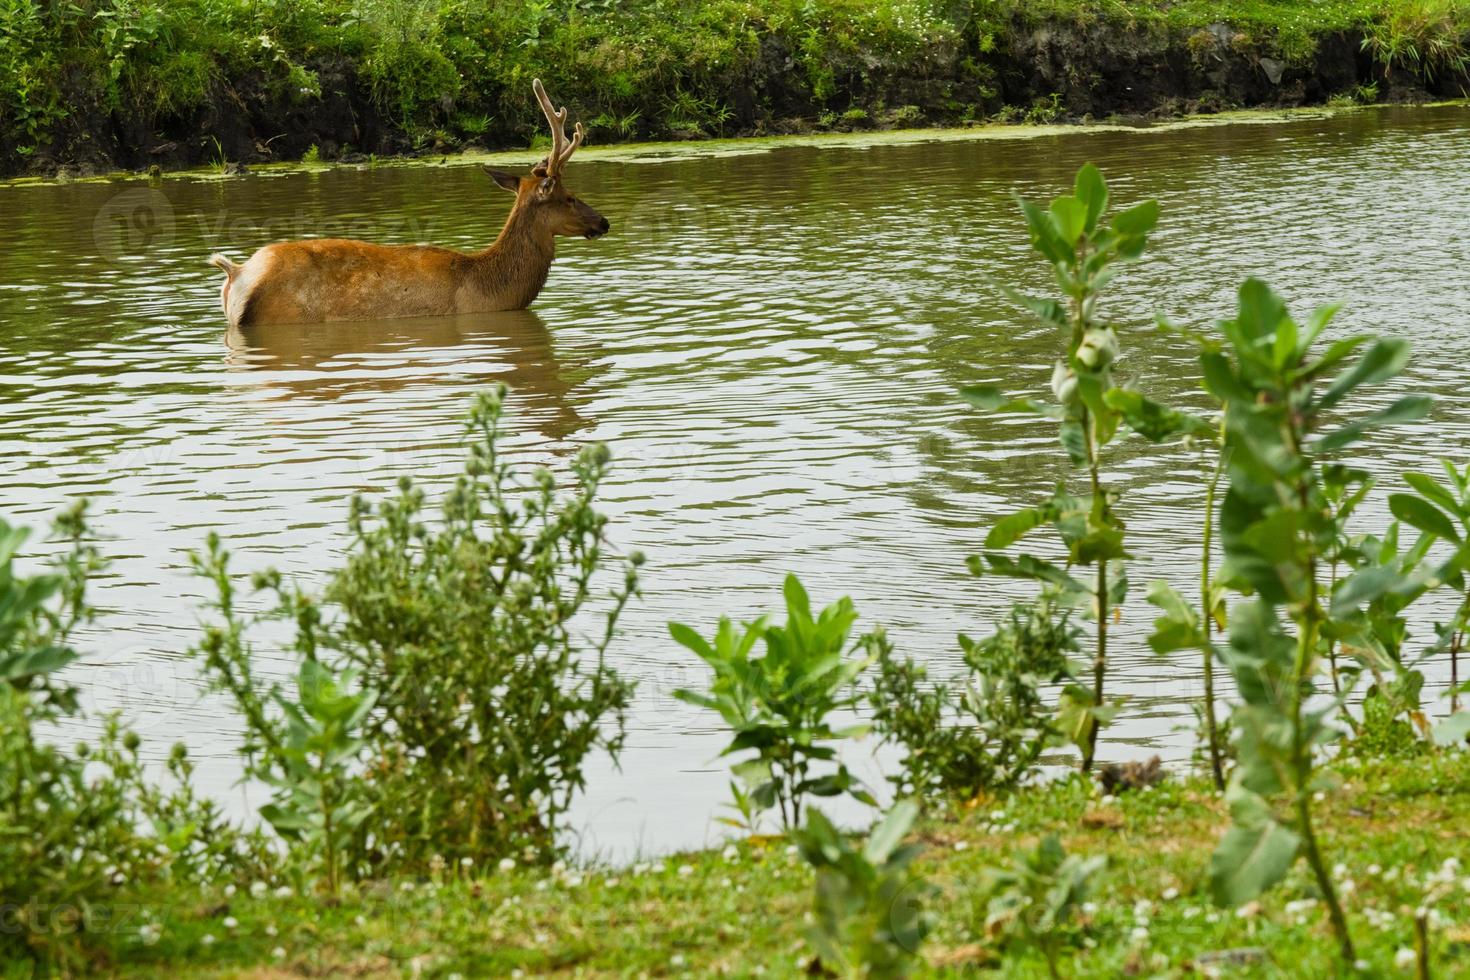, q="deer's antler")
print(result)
[532,78,583,177]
